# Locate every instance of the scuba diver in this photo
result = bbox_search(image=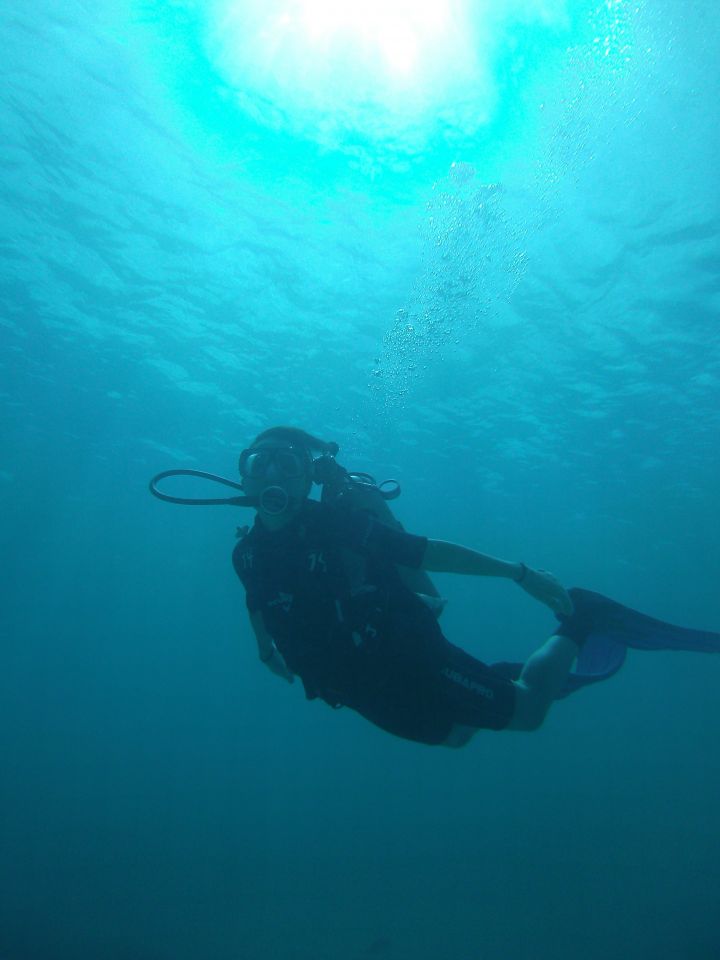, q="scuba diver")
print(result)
[150,426,720,748]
